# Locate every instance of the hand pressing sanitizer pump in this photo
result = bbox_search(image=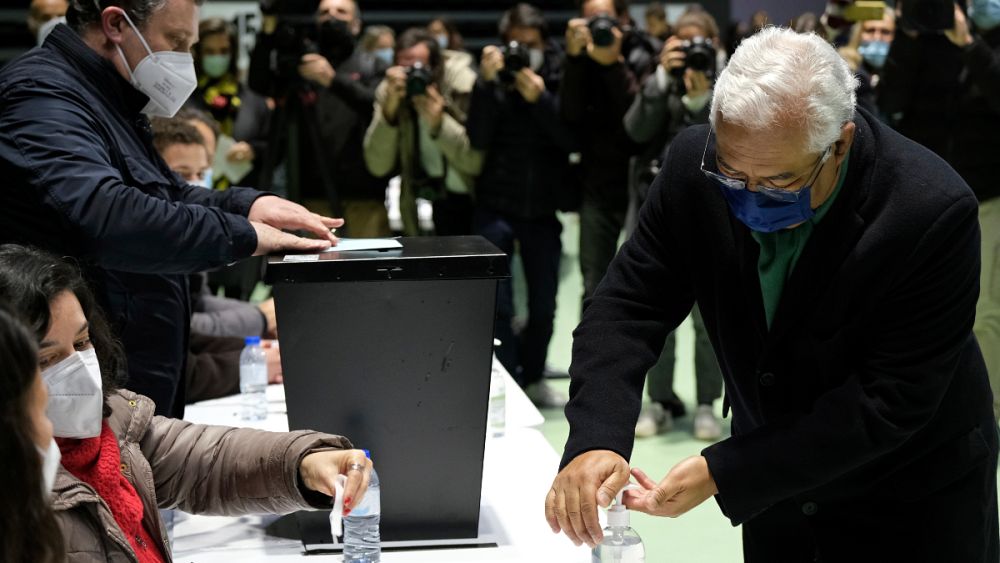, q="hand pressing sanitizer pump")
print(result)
[592,486,645,563]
